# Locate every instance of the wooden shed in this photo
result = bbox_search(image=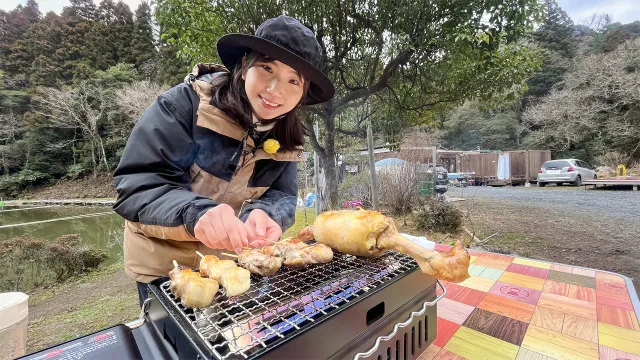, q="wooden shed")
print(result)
[458,150,551,185]
[507,150,551,183]
[459,152,500,184]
